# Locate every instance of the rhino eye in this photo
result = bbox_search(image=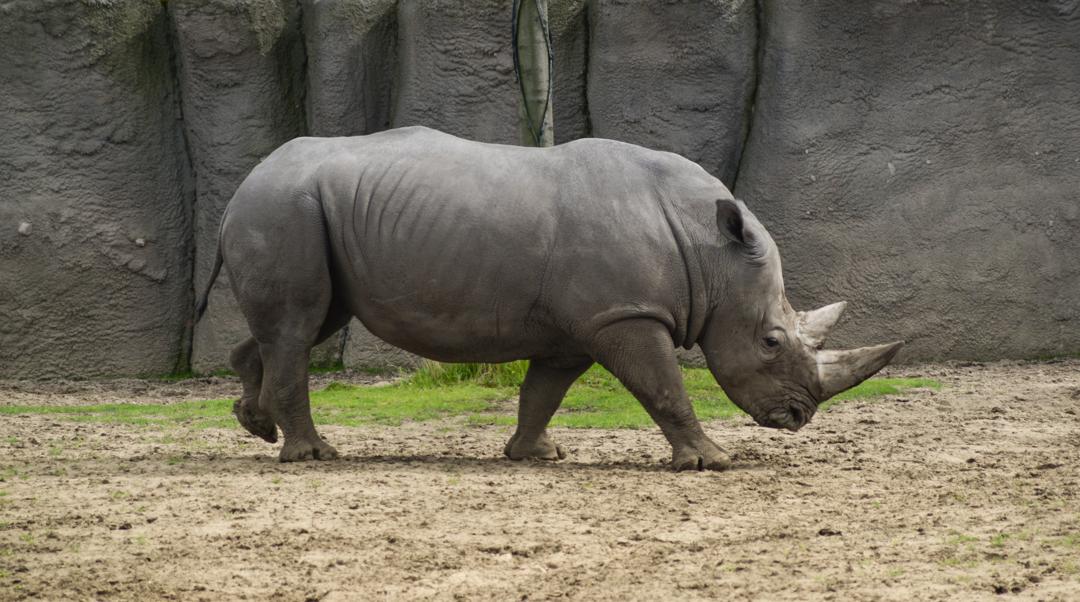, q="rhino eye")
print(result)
[763,336,780,349]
